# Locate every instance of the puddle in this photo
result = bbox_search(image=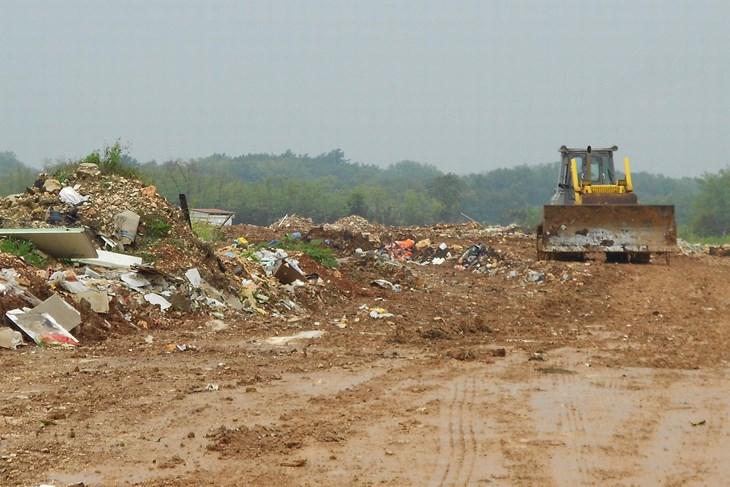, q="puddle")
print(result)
[50,472,104,485]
